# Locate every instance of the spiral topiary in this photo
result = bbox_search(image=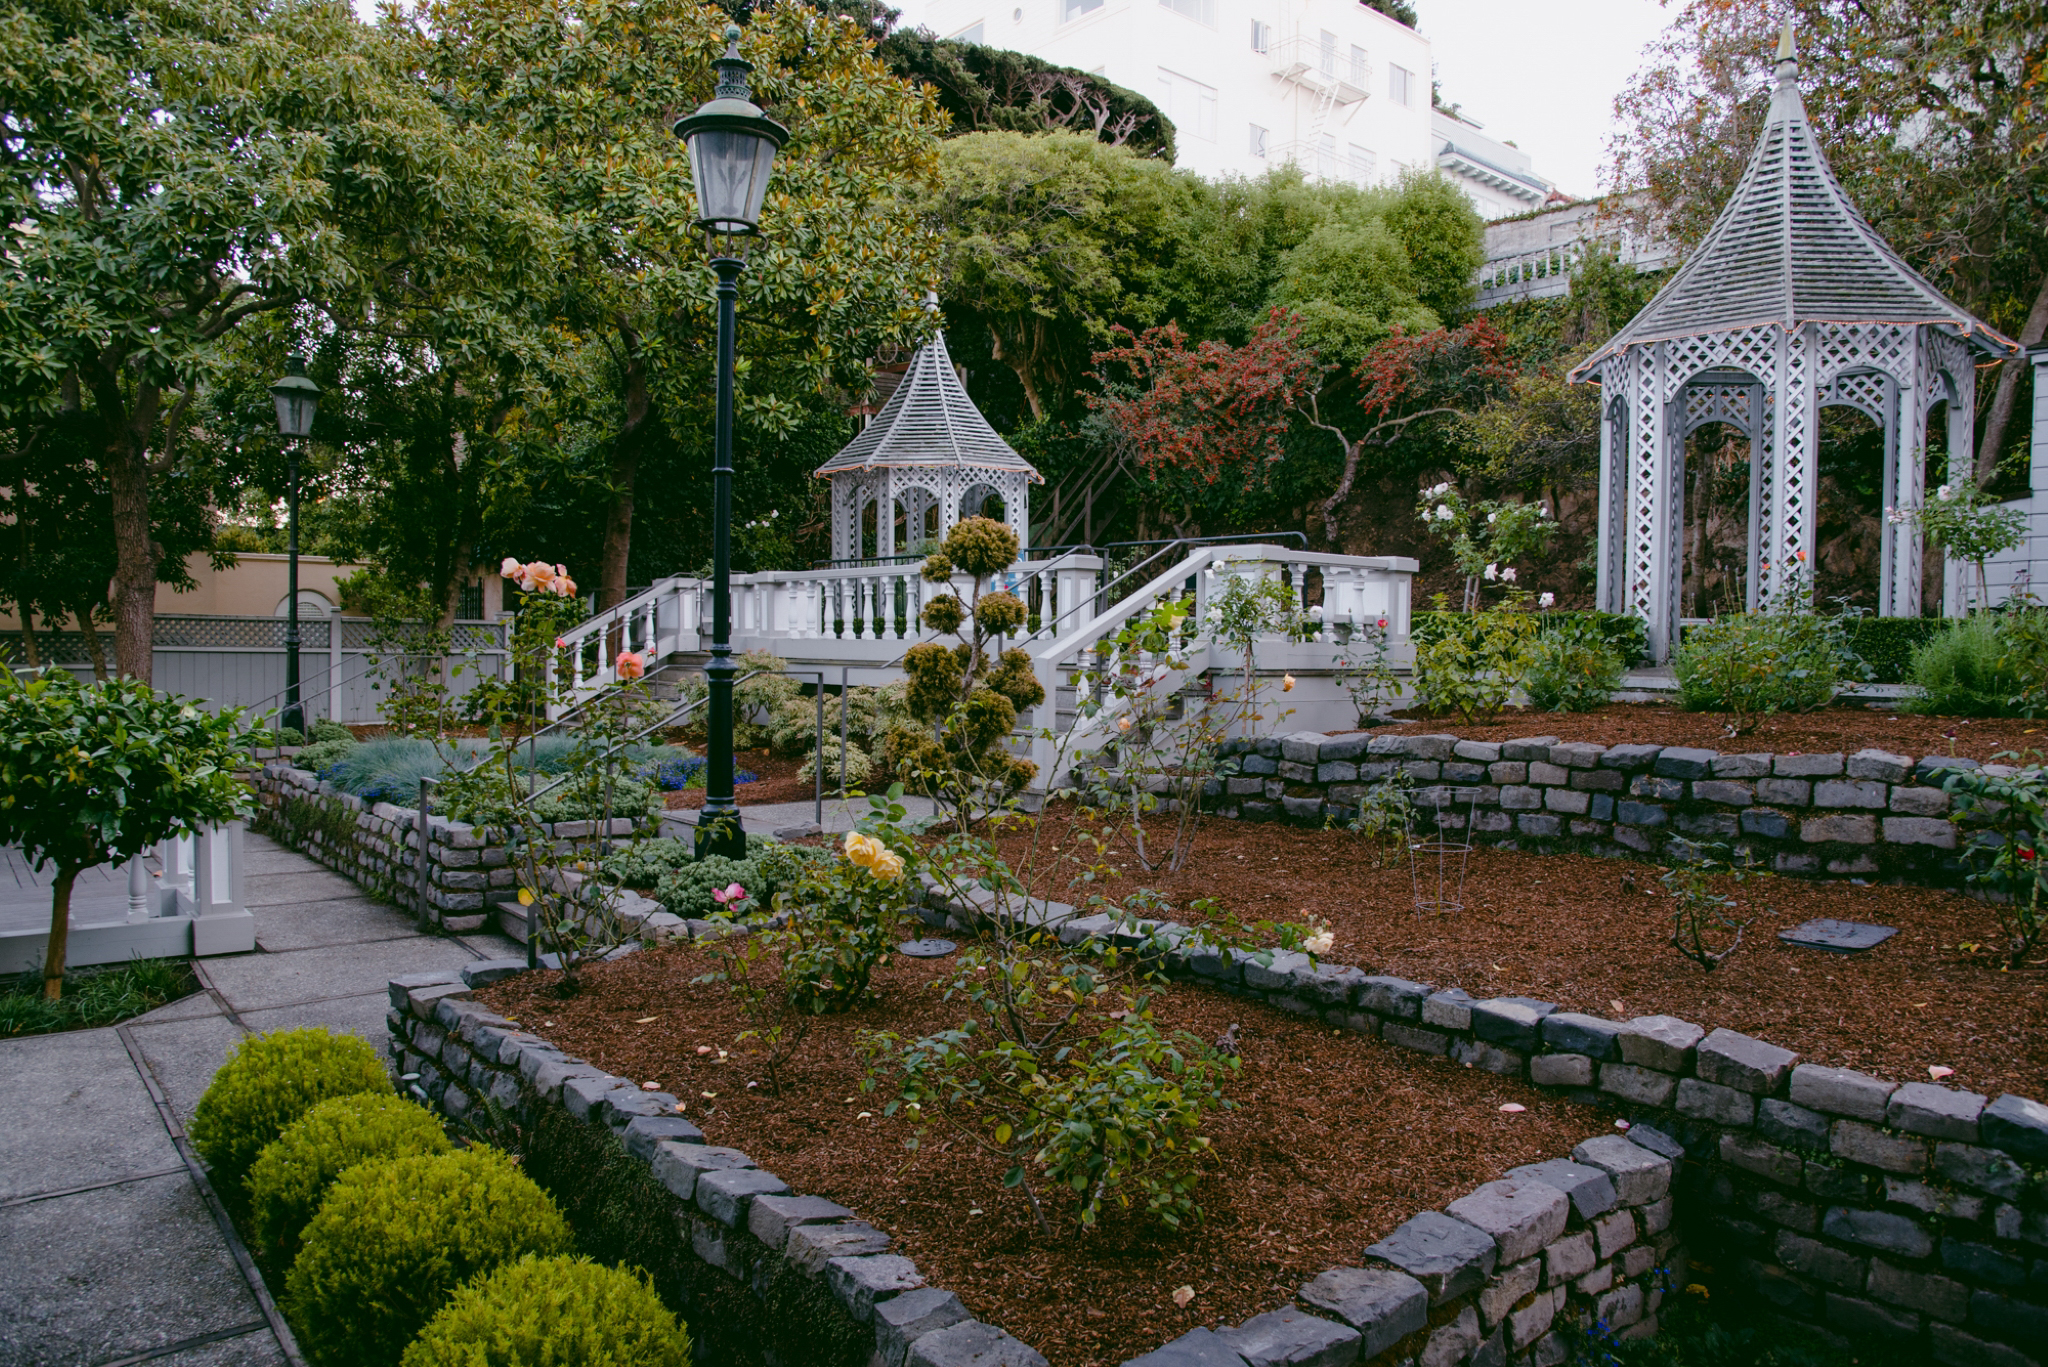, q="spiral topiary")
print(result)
[188,1028,391,1201]
[401,1254,691,1367]
[244,1092,452,1275]
[284,1146,573,1366]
